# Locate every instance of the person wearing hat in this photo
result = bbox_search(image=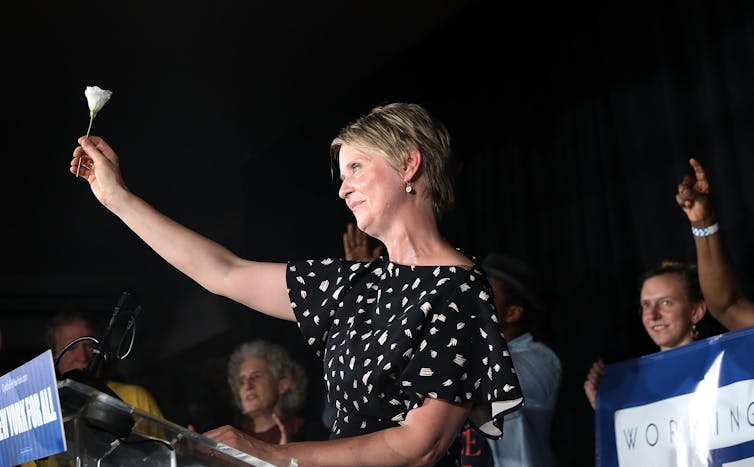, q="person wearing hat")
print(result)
[481,253,562,467]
